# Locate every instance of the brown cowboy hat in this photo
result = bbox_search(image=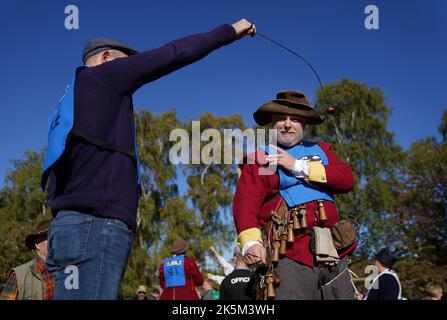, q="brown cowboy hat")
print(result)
[253,90,324,126]
[171,238,189,255]
[25,220,51,250]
